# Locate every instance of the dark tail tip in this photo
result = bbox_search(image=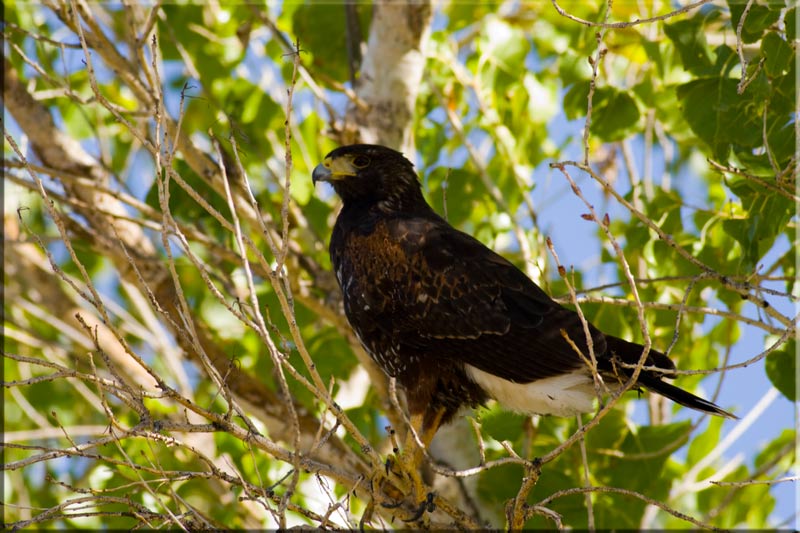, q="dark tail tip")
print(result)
[639,375,738,420]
